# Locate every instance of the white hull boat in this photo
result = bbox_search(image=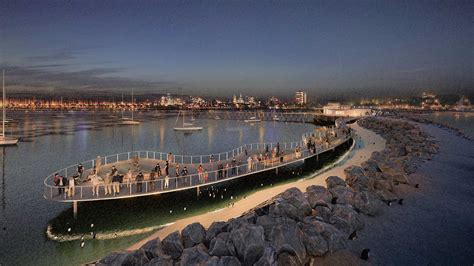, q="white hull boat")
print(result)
[0,136,18,146]
[244,116,261,123]
[174,110,203,131]
[121,89,140,125]
[174,126,203,131]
